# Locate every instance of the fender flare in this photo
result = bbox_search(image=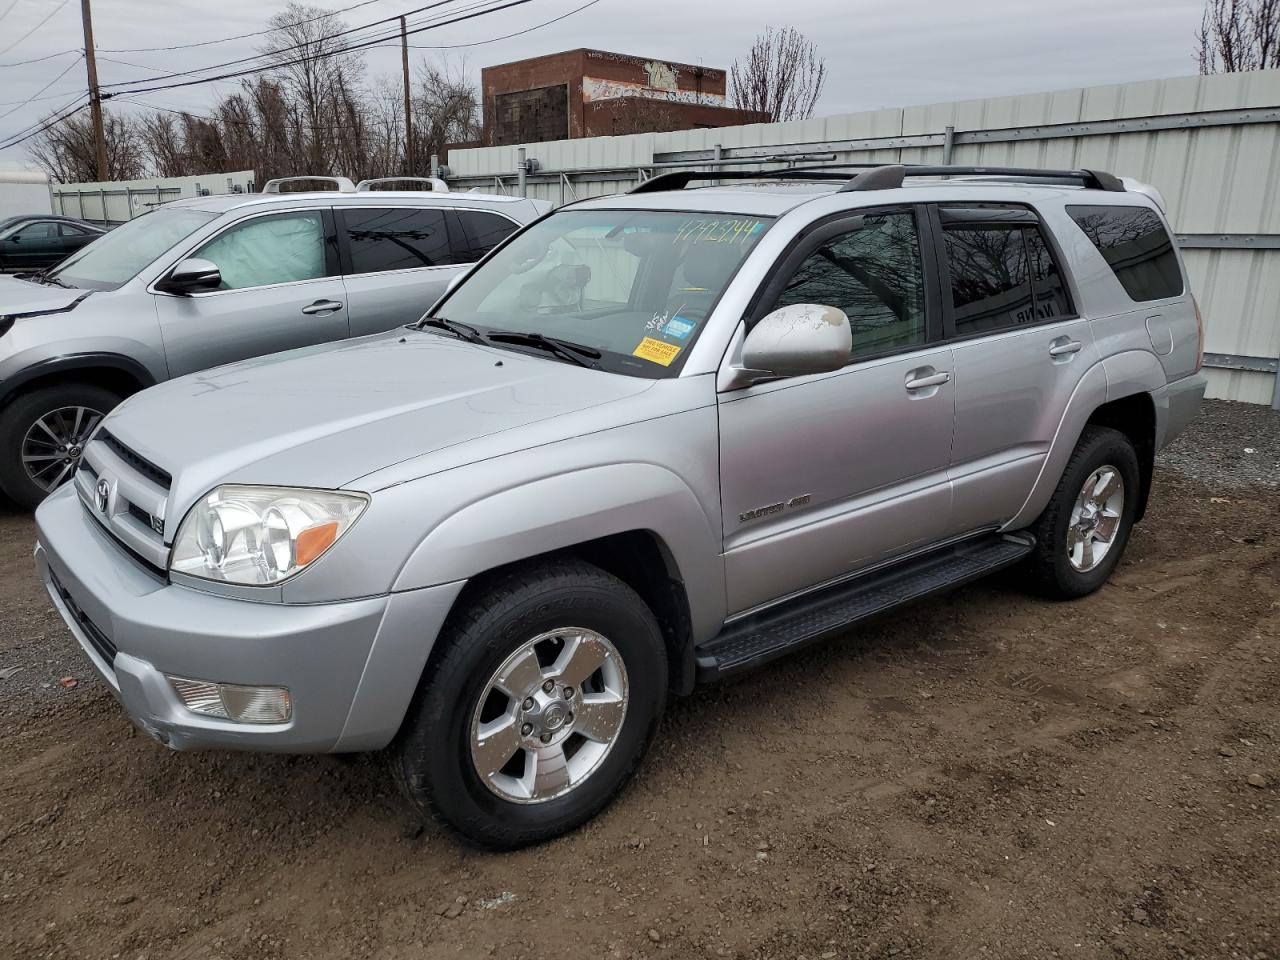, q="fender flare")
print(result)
[0,352,158,406]
[392,461,727,643]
